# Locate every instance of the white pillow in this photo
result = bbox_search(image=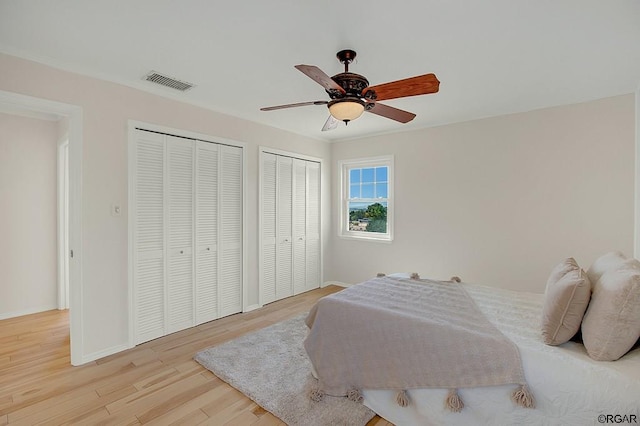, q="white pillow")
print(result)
[586,251,627,287]
[582,259,640,361]
[541,258,591,345]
